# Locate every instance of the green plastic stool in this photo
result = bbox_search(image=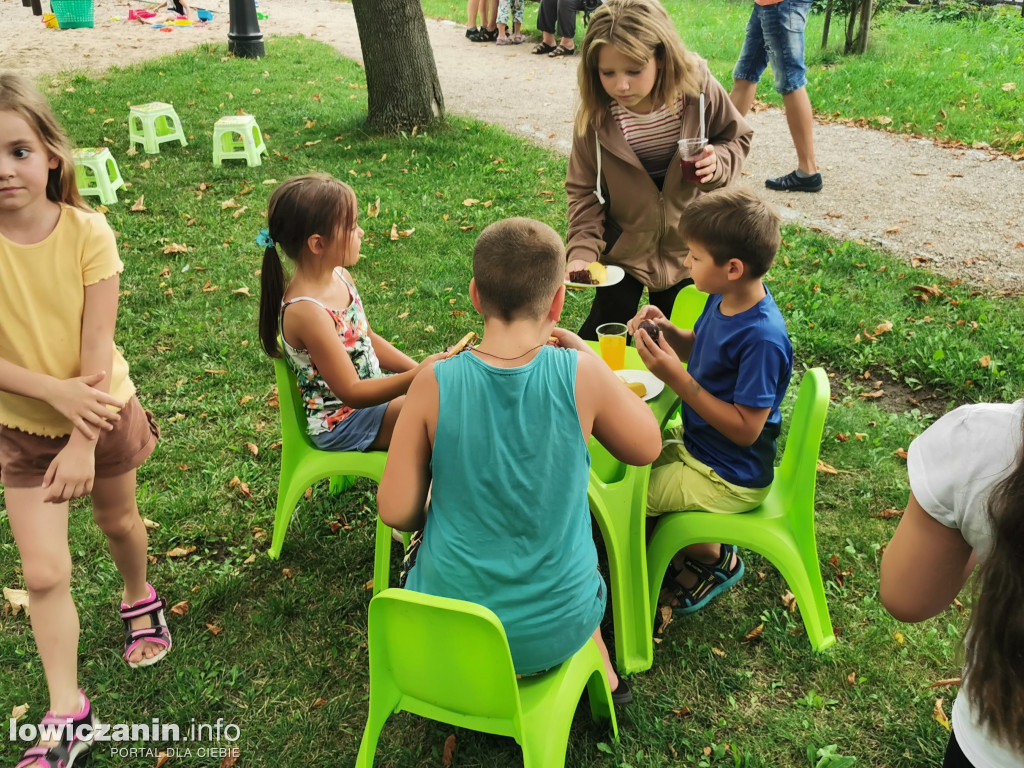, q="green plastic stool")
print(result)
[72,147,125,205]
[357,589,617,767]
[669,284,709,330]
[646,368,836,651]
[128,102,187,154]
[268,357,387,560]
[212,115,267,167]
